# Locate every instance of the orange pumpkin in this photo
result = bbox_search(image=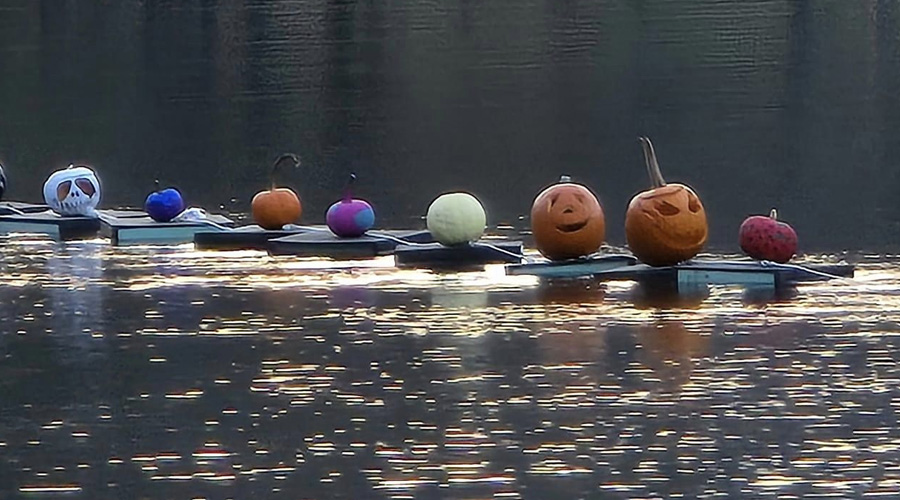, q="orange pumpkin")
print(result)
[531,176,606,261]
[624,138,707,266]
[251,153,303,230]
